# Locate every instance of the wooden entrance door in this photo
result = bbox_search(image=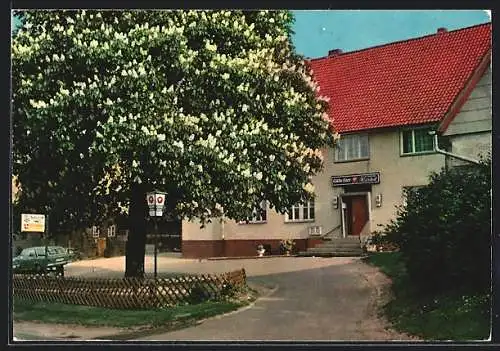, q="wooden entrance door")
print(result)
[97,238,107,256]
[351,196,368,236]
